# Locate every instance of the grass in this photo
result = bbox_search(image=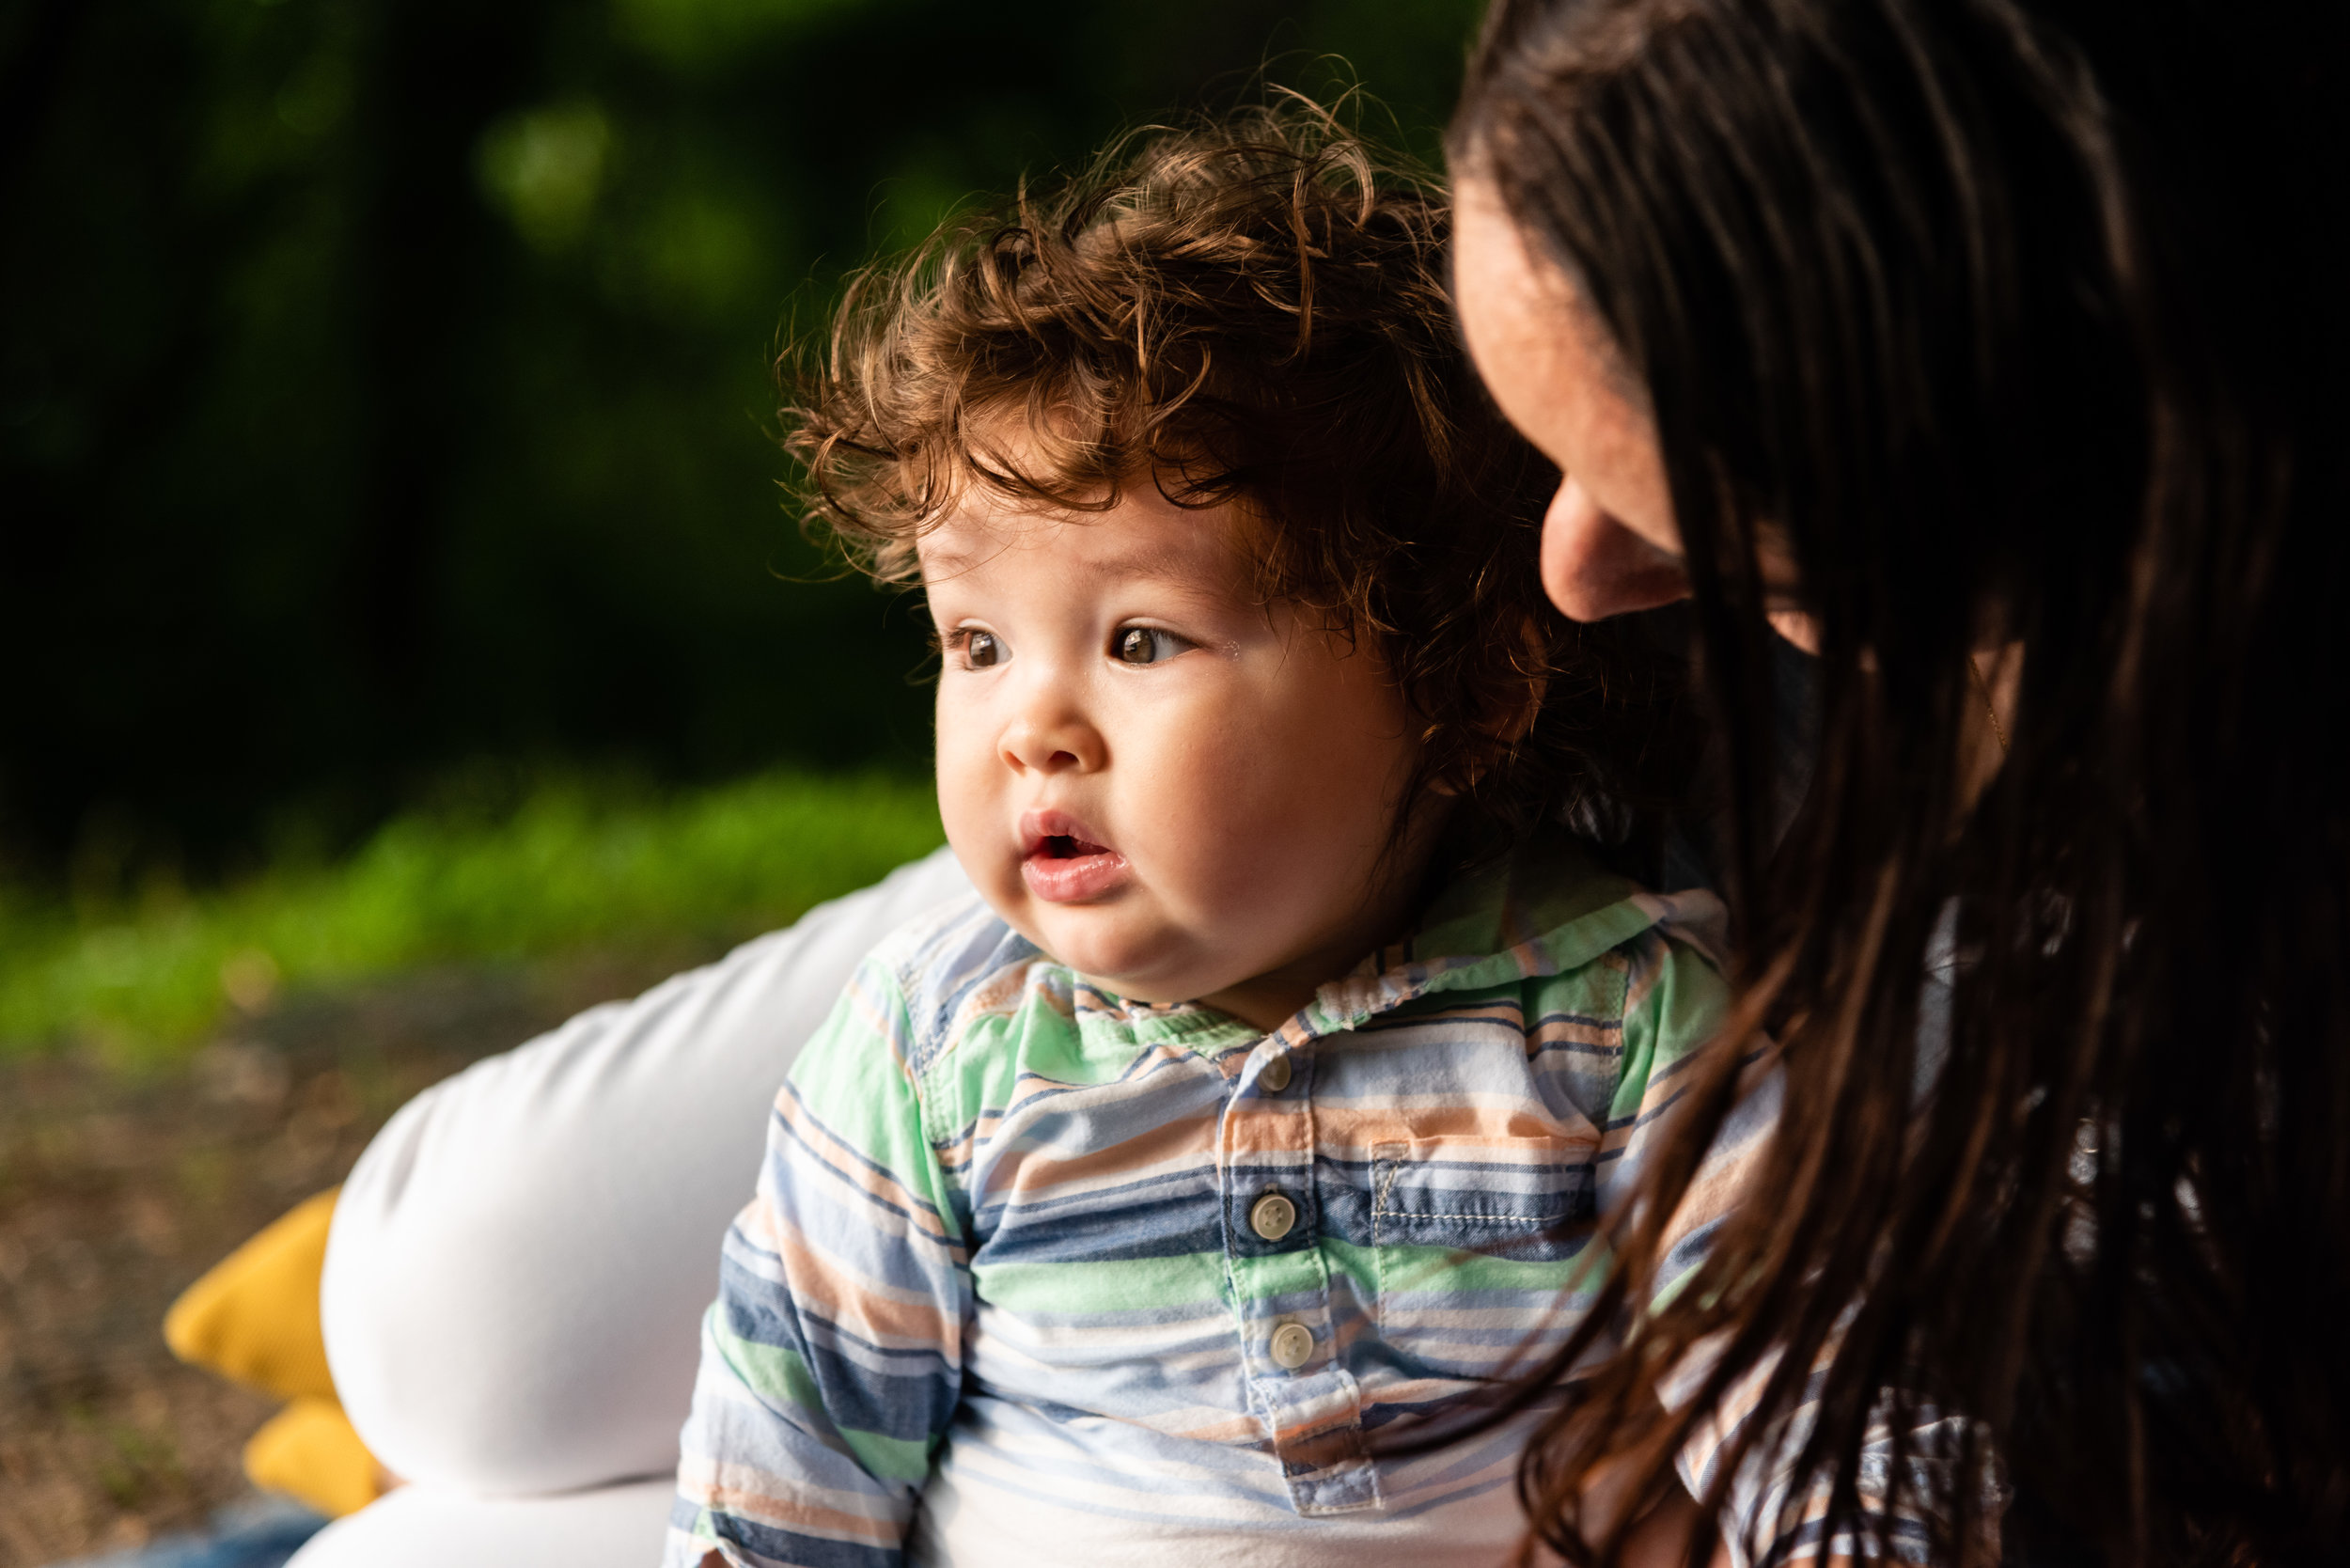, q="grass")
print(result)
[0,770,945,1062]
